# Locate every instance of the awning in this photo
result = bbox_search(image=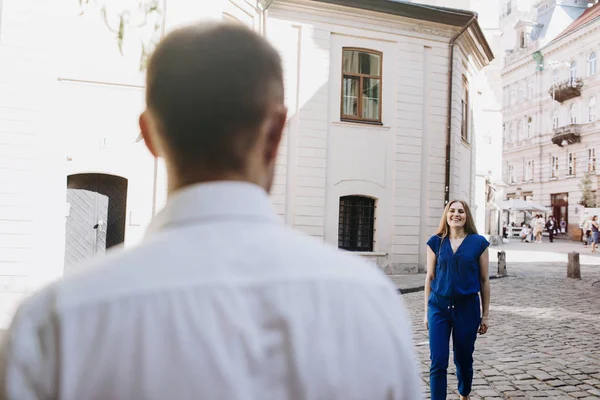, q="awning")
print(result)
[501,199,550,213]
